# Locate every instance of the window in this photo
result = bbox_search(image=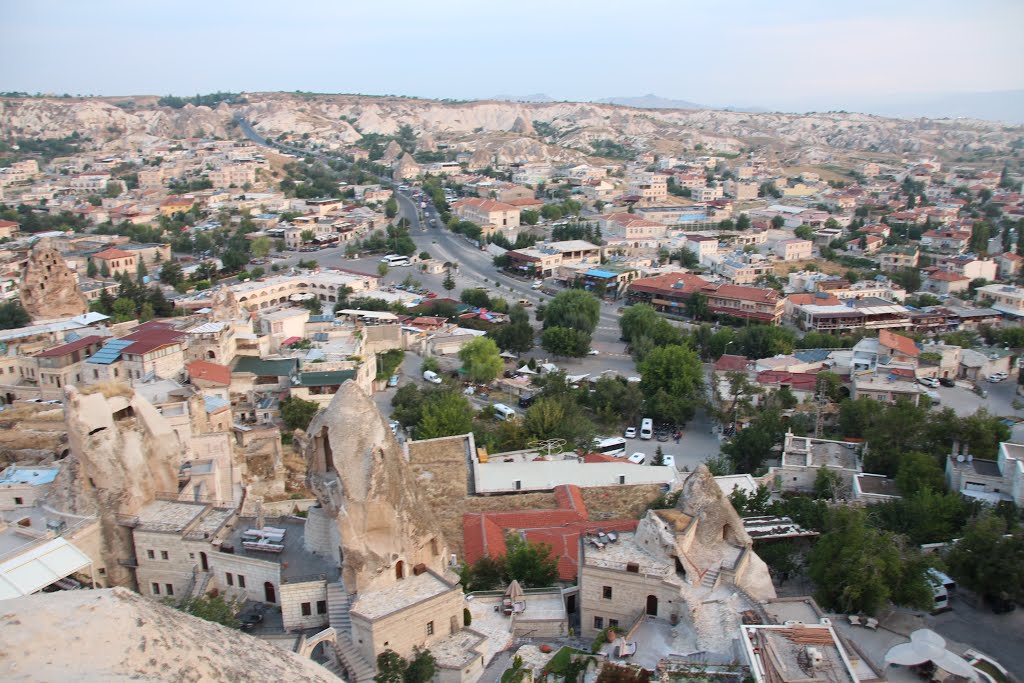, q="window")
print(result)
[301,602,312,616]
[237,575,245,588]
[13,497,23,505]
[147,549,155,560]
[166,584,174,596]
[426,621,435,636]
[160,551,169,560]
[602,586,613,599]
[593,616,604,629]
[152,583,160,595]
[609,619,619,629]
[226,573,233,586]
[97,568,106,576]
[189,553,195,559]
[317,600,327,615]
